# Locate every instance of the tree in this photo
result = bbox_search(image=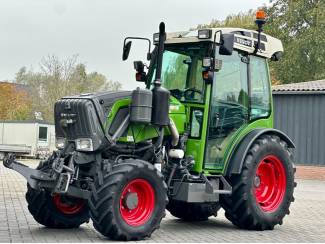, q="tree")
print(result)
[266,0,325,83]
[0,82,32,120]
[15,55,122,122]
